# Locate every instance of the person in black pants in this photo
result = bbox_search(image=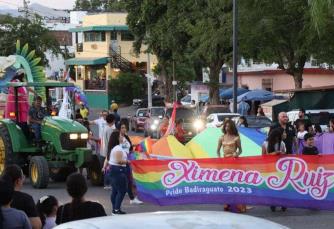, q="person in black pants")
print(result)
[106,131,129,214]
